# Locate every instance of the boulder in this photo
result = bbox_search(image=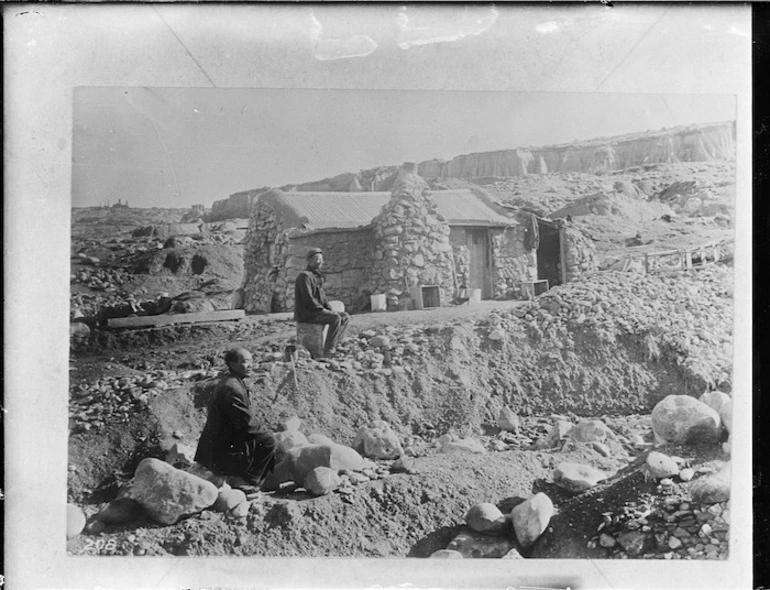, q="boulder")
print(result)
[165,443,196,468]
[429,549,464,558]
[130,458,218,525]
[283,443,365,484]
[689,464,731,504]
[280,415,302,432]
[446,530,517,558]
[353,421,403,459]
[547,420,574,446]
[67,504,86,539]
[307,433,335,446]
[70,322,91,343]
[275,430,309,455]
[570,420,611,443]
[96,497,145,525]
[646,451,680,480]
[510,493,554,548]
[553,462,608,493]
[213,487,247,512]
[304,466,341,496]
[616,530,648,556]
[651,395,721,445]
[719,403,732,434]
[497,406,521,433]
[698,391,731,417]
[185,462,226,487]
[465,503,507,535]
[440,438,487,455]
